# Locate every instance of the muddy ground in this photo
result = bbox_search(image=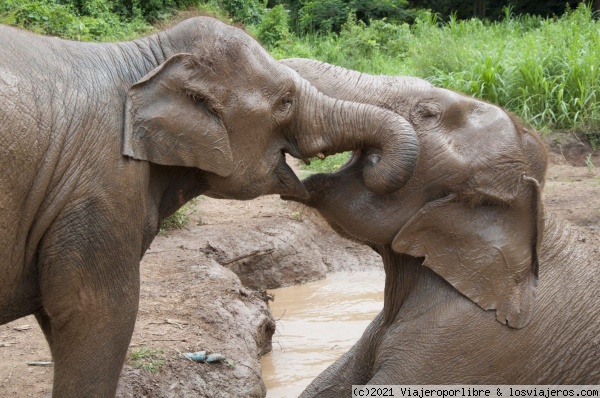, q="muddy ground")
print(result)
[1,133,599,397]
